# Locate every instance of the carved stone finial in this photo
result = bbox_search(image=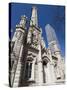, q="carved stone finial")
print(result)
[20,15,27,28]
